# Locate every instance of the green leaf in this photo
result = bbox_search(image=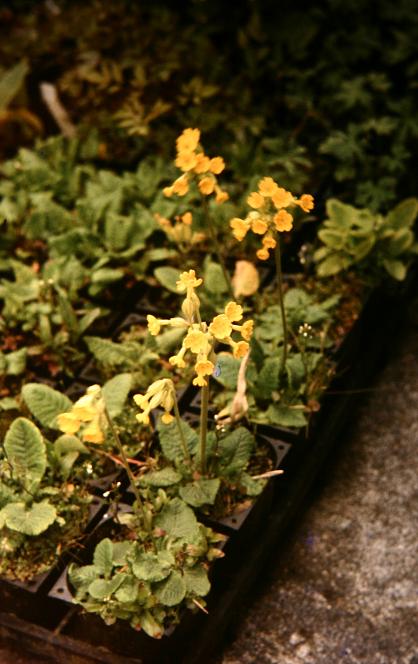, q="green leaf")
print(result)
[253,357,281,400]
[137,611,164,639]
[153,266,181,293]
[0,60,29,111]
[77,308,102,337]
[93,538,114,578]
[316,254,350,276]
[385,229,414,256]
[213,352,241,389]
[0,500,57,535]
[54,434,88,478]
[286,354,306,389]
[102,373,132,418]
[114,576,139,603]
[157,417,198,462]
[382,258,407,281]
[218,427,255,476]
[4,417,47,491]
[2,348,27,376]
[179,478,220,507]
[138,467,182,488]
[203,260,228,294]
[85,336,138,367]
[21,383,72,429]
[325,199,358,229]
[68,564,98,589]
[88,576,125,600]
[132,550,174,582]
[154,497,200,541]
[183,565,211,596]
[386,198,418,229]
[154,570,186,606]
[264,403,307,428]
